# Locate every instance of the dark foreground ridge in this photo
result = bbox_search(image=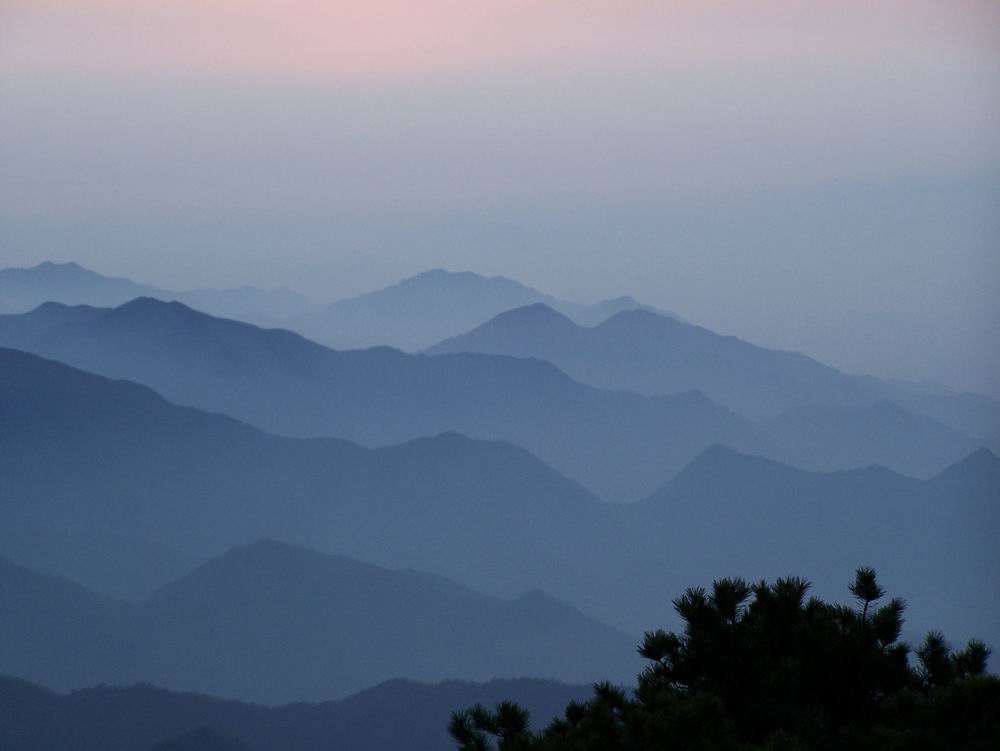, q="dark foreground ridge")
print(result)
[0,675,590,751]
